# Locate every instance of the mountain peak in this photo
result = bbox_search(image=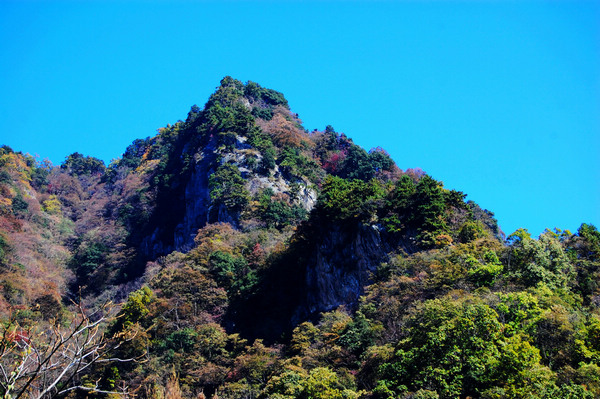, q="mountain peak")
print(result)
[0,78,594,398]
